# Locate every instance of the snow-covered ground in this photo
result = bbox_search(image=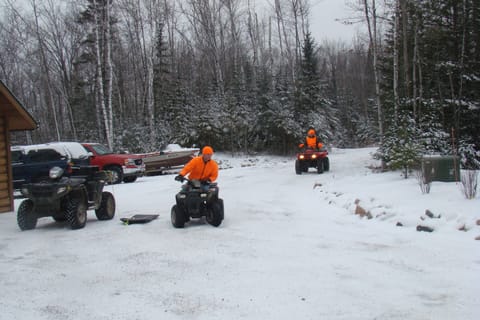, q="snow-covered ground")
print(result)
[0,148,479,320]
